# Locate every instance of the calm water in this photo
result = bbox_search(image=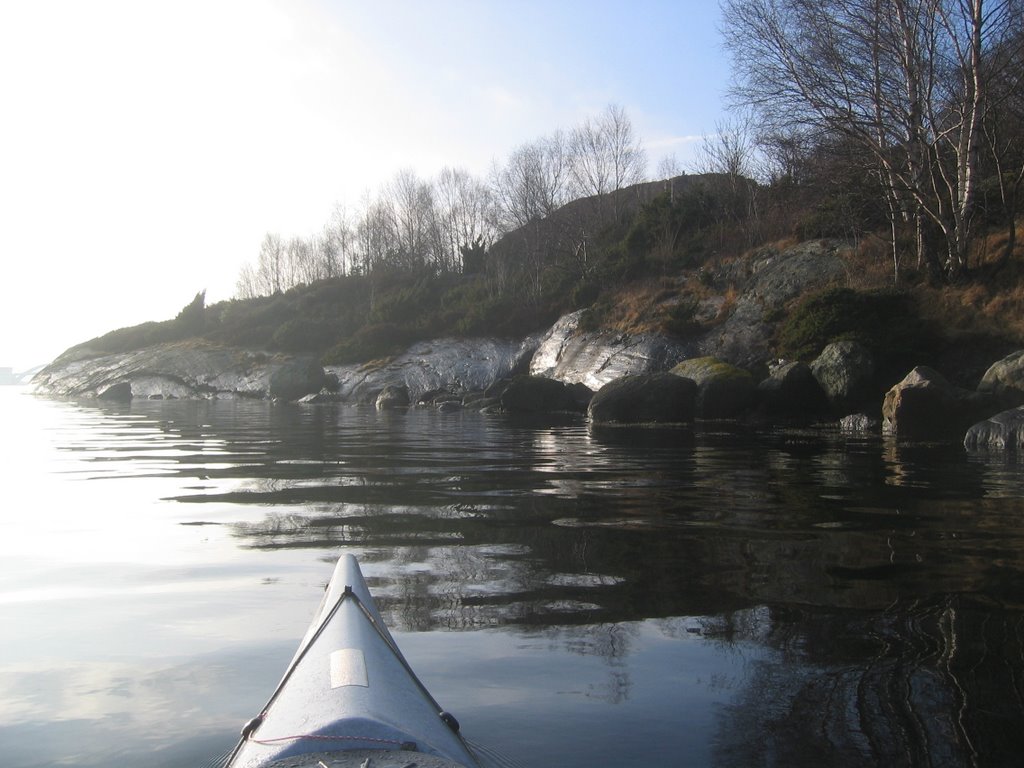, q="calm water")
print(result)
[2,385,1024,767]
